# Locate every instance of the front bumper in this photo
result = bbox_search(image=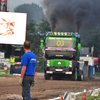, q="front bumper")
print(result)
[45,67,73,74]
